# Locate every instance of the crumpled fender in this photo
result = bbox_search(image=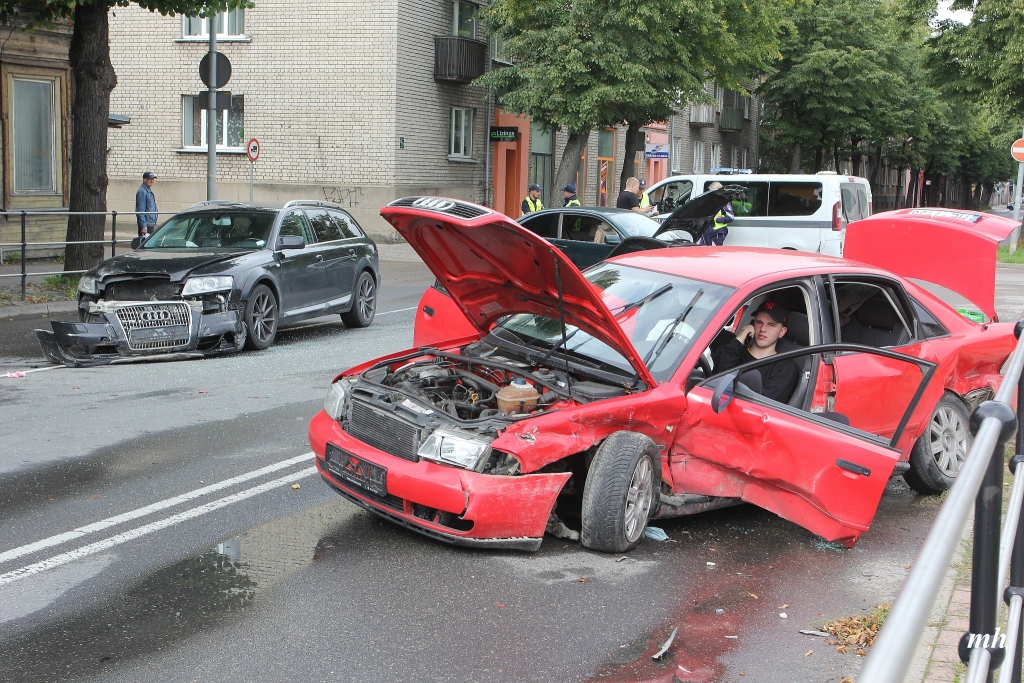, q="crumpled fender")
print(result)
[459,471,571,538]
